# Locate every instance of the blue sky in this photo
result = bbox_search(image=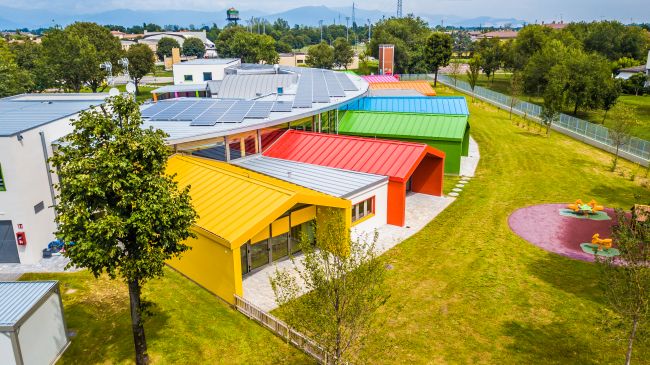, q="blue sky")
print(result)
[1,0,648,23]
